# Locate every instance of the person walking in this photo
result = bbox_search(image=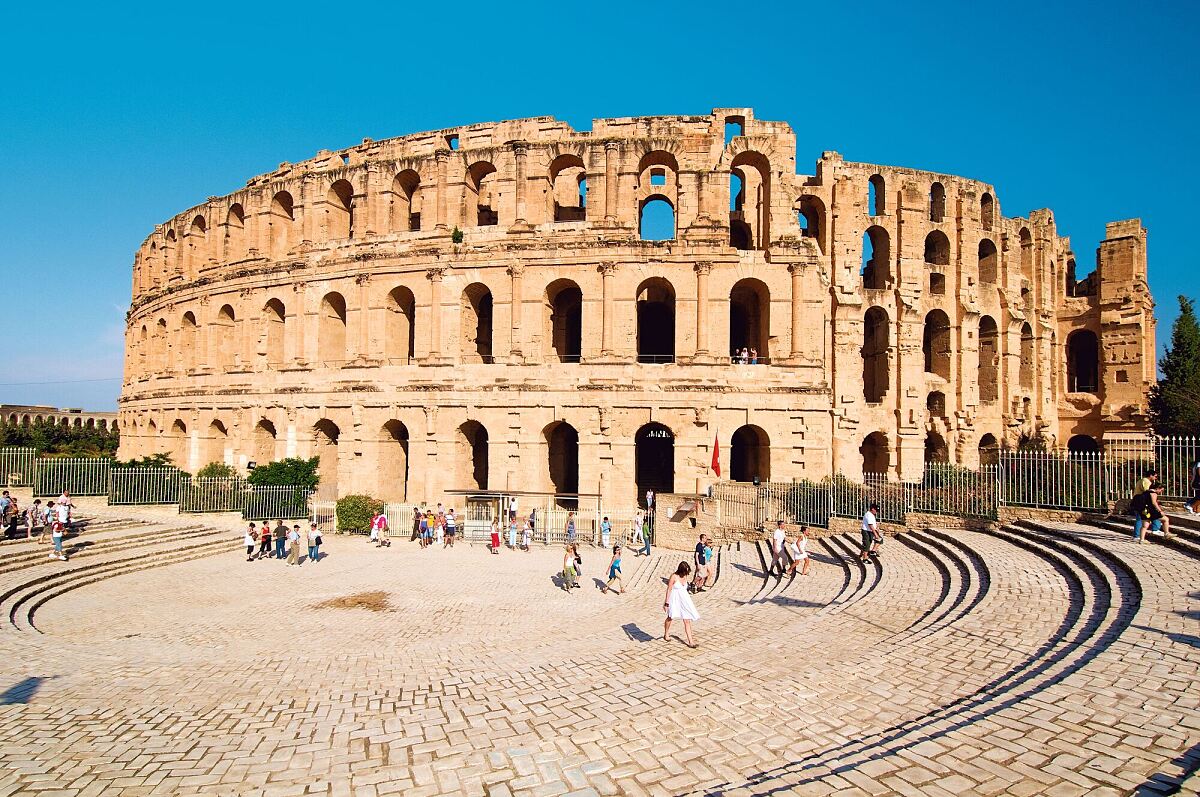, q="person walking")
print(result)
[691,534,709,592]
[786,527,812,576]
[564,511,577,546]
[258,521,273,560]
[434,512,445,547]
[286,524,302,566]
[562,543,579,591]
[663,561,699,648]
[244,523,258,562]
[603,545,623,594]
[422,511,434,548]
[521,516,531,551]
[631,510,645,554]
[601,516,612,548]
[861,502,881,563]
[640,511,652,557]
[26,499,44,541]
[507,516,518,550]
[769,520,788,576]
[411,507,422,542]
[308,521,322,563]
[56,490,73,529]
[371,510,389,548]
[489,516,501,554]
[274,521,288,560]
[445,508,457,547]
[46,502,67,561]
